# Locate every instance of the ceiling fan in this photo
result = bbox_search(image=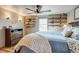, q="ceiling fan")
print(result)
[25,5,51,14]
